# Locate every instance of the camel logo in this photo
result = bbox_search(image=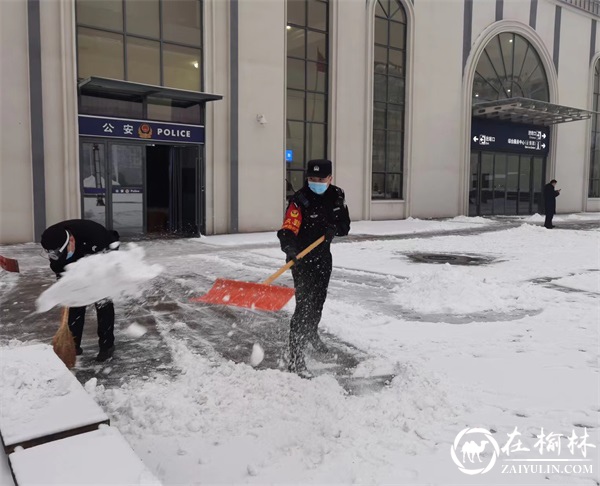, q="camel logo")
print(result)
[451,428,500,475]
